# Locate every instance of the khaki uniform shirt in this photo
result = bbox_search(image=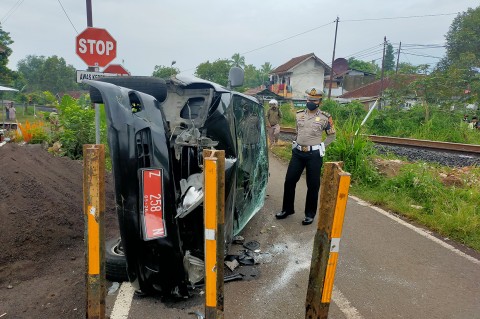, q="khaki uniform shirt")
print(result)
[295,109,335,146]
[267,107,282,126]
